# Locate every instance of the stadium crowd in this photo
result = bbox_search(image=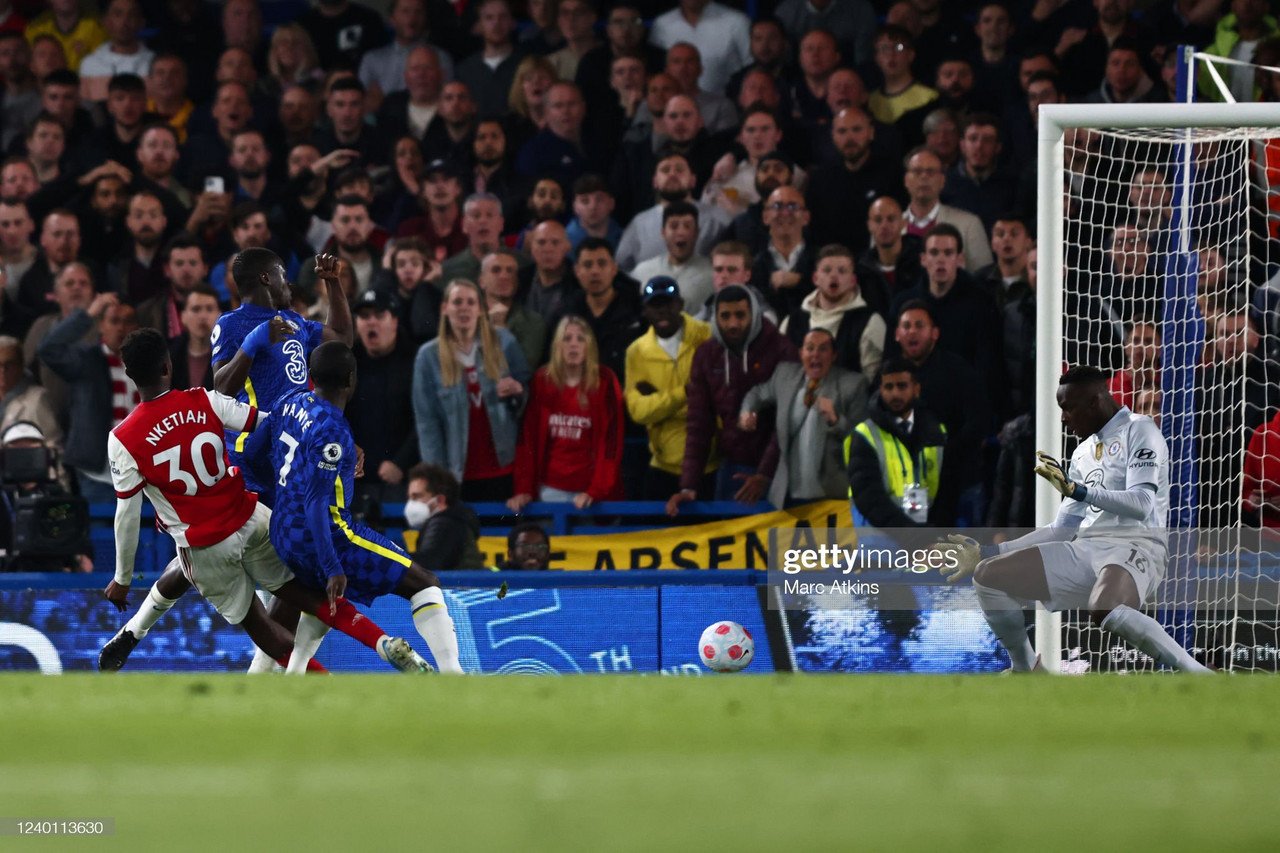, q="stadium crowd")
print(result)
[0,0,1278,571]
